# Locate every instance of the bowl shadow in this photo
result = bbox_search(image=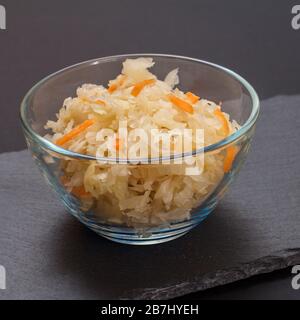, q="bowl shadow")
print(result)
[47,203,256,299]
